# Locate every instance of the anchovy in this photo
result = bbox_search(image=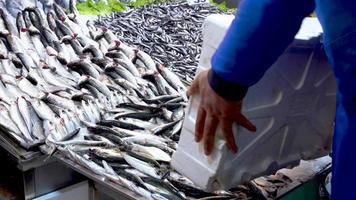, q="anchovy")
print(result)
[95,2,226,84]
